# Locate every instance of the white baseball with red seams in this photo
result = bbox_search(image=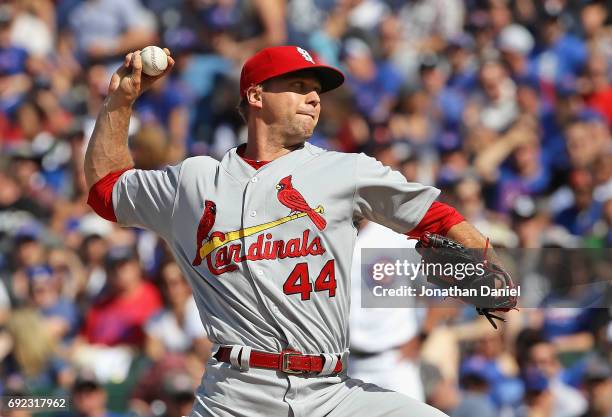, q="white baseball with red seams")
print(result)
[140,45,168,76]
